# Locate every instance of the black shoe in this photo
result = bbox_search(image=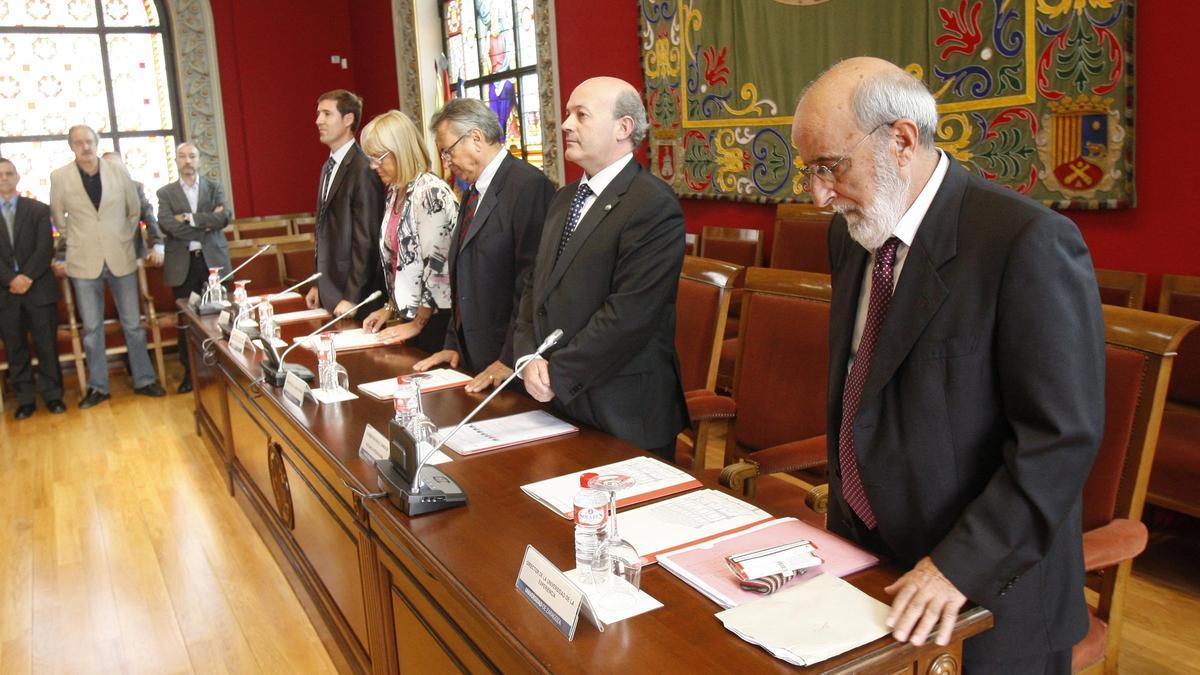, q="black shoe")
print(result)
[177,378,193,394]
[14,404,35,420]
[134,382,167,397]
[78,389,110,409]
[46,400,67,414]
